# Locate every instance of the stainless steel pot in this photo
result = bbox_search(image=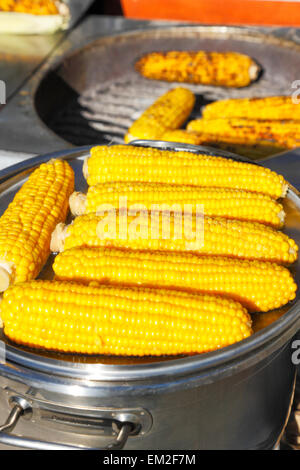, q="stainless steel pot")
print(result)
[0,143,299,450]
